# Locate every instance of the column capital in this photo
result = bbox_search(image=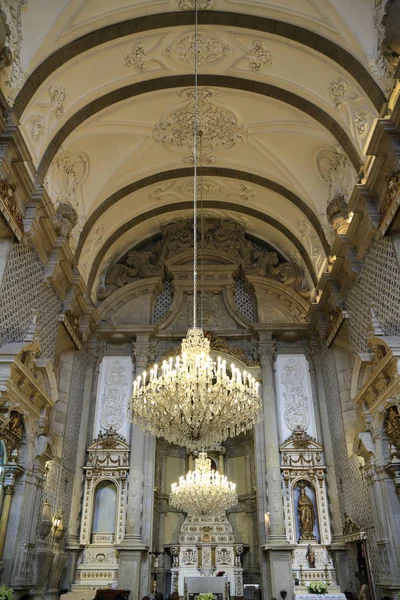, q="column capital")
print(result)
[133,344,151,370]
[257,342,276,367]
